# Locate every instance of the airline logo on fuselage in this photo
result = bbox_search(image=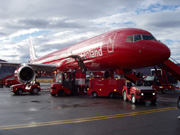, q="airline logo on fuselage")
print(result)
[80,42,103,60]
